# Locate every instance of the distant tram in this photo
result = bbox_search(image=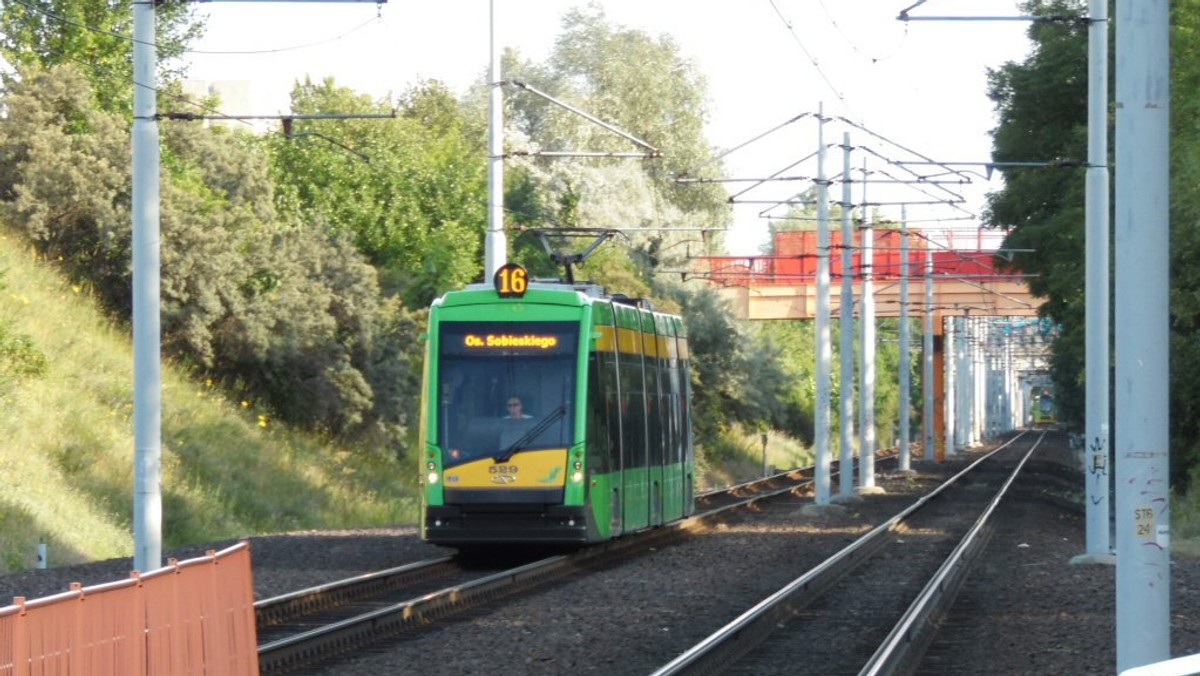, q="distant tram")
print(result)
[418,261,695,545]
[1032,387,1057,425]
